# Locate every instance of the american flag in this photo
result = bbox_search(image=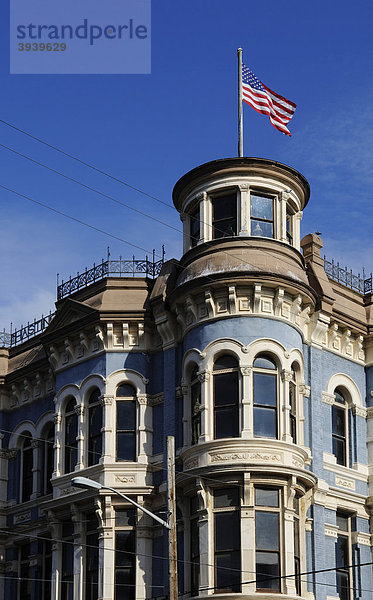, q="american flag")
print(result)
[241,64,296,136]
